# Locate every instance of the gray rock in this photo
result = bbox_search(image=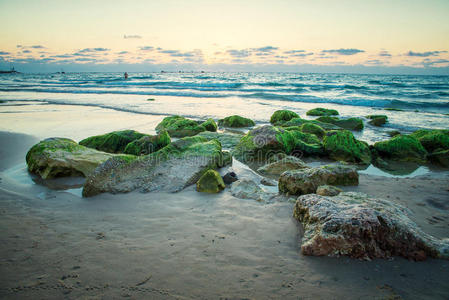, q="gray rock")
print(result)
[260,177,277,186]
[279,164,358,195]
[230,179,275,202]
[257,156,309,175]
[294,192,449,260]
[316,185,342,196]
